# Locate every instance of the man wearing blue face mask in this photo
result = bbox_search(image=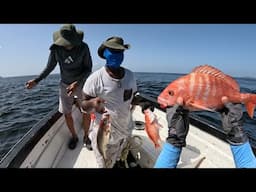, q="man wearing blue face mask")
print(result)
[80,36,140,168]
